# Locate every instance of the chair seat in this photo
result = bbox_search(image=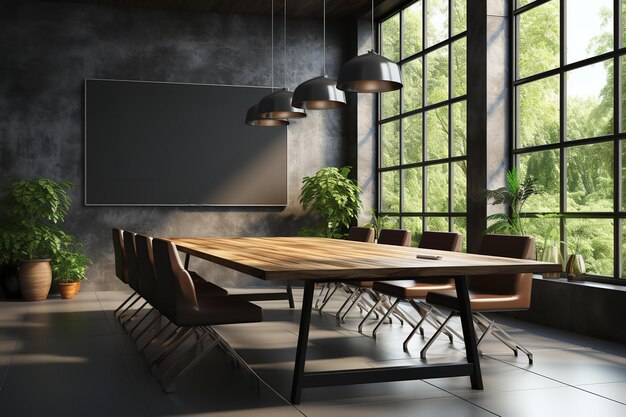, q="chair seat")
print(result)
[426,290,530,311]
[426,289,528,311]
[173,296,263,327]
[374,279,455,298]
[189,271,229,297]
